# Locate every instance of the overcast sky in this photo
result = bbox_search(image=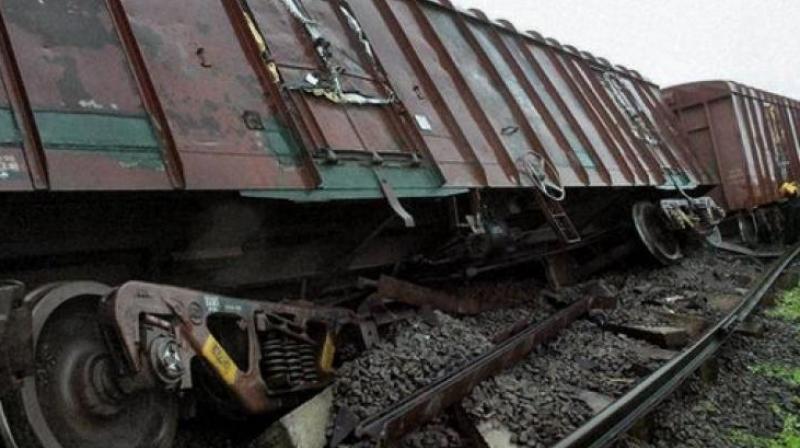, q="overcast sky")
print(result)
[452,0,800,98]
